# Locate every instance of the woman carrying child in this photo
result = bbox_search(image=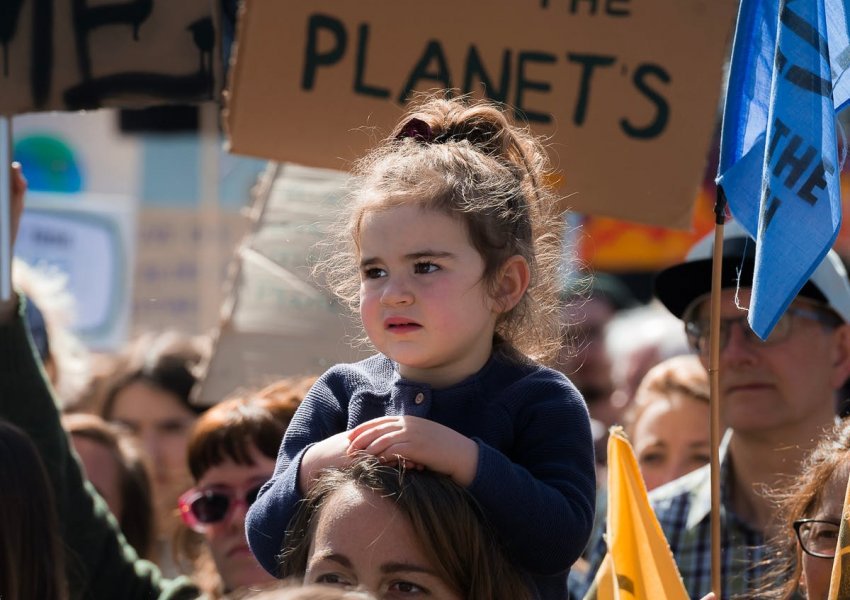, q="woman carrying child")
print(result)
[246,93,597,599]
